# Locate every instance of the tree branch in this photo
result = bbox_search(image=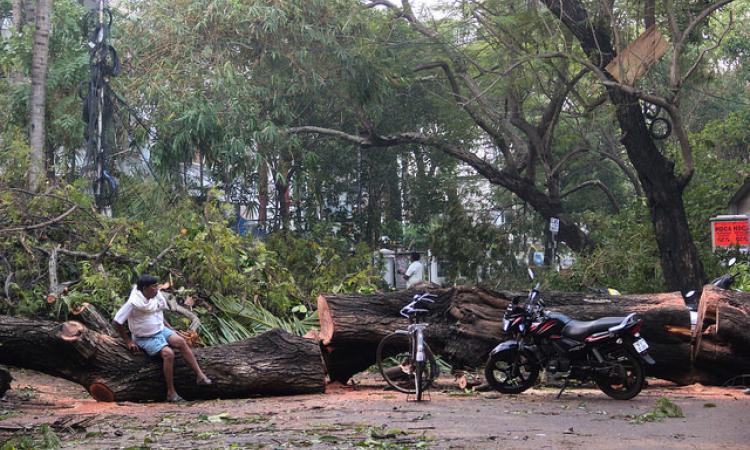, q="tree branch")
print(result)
[681,12,733,87]
[1,255,14,307]
[163,292,201,332]
[551,147,590,176]
[0,205,78,234]
[670,0,736,88]
[561,180,620,213]
[414,61,514,166]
